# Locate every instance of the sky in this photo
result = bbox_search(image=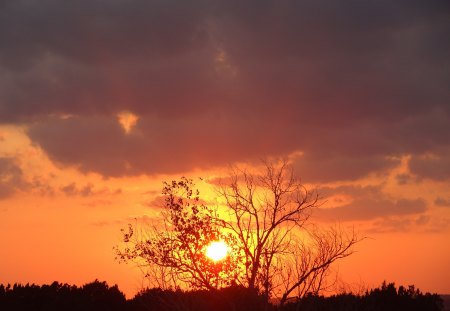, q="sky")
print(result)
[0,0,449,297]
